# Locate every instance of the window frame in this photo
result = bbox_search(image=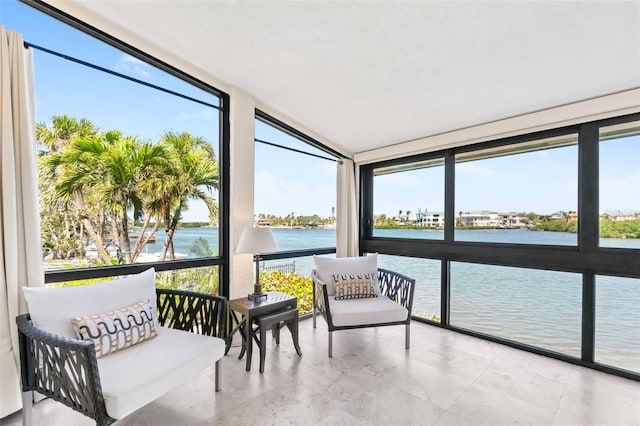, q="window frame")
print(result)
[360,112,640,381]
[23,0,231,297]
